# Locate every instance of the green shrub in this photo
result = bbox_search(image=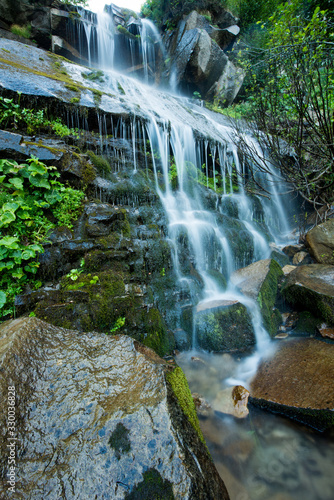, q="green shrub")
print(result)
[10,24,31,39]
[0,157,84,319]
